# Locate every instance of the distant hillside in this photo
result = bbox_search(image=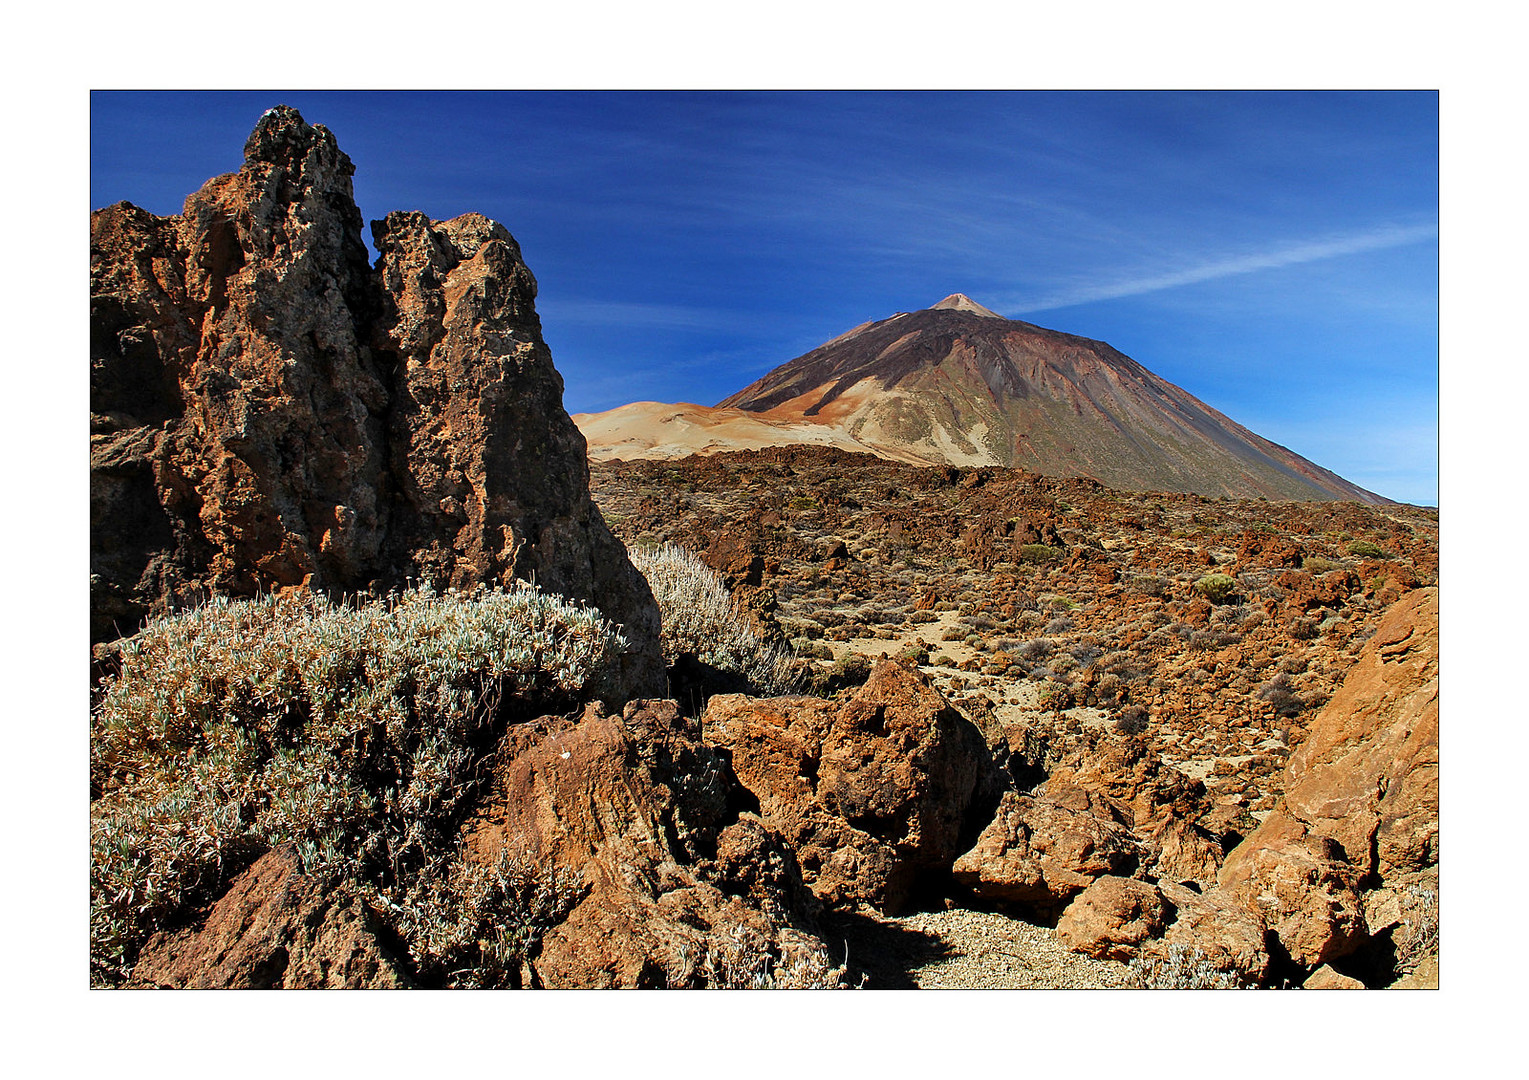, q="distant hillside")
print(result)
[581,294,1386,504]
